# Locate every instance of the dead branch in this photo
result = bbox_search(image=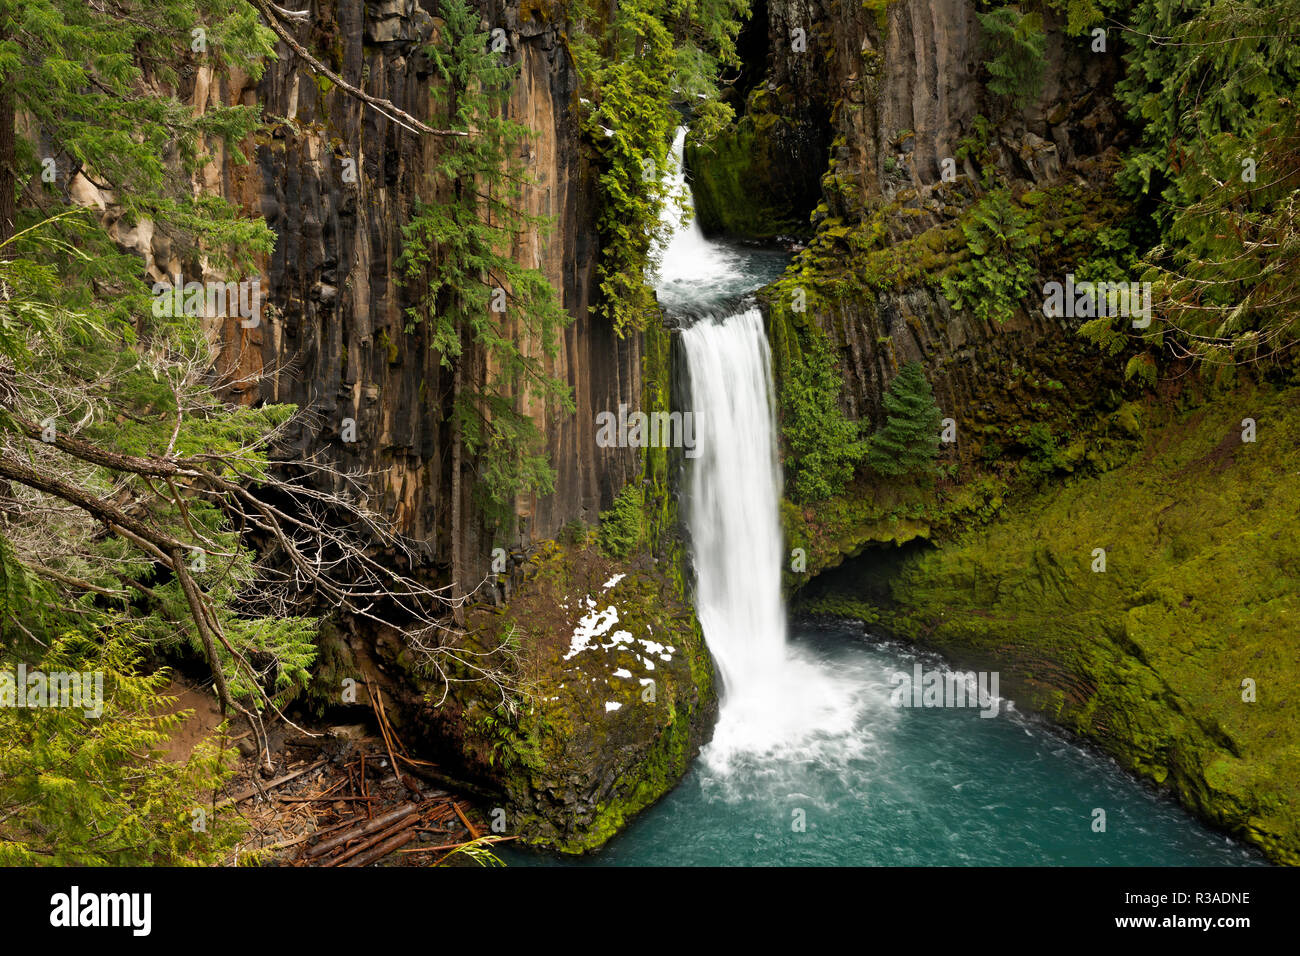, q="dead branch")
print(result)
[246,0,468,138]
